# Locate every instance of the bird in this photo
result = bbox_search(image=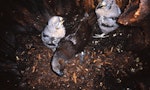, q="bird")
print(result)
[41,16,66,51]
[93,0,121,38]
[50,14,96,76]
